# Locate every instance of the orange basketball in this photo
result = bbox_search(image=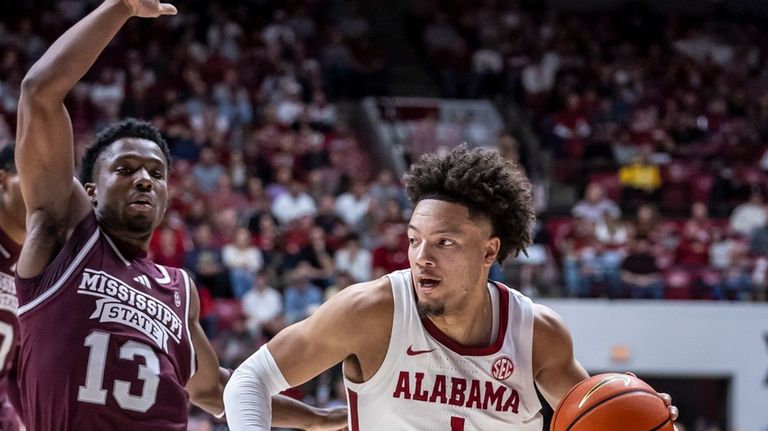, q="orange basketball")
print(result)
[550,373,674,431]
